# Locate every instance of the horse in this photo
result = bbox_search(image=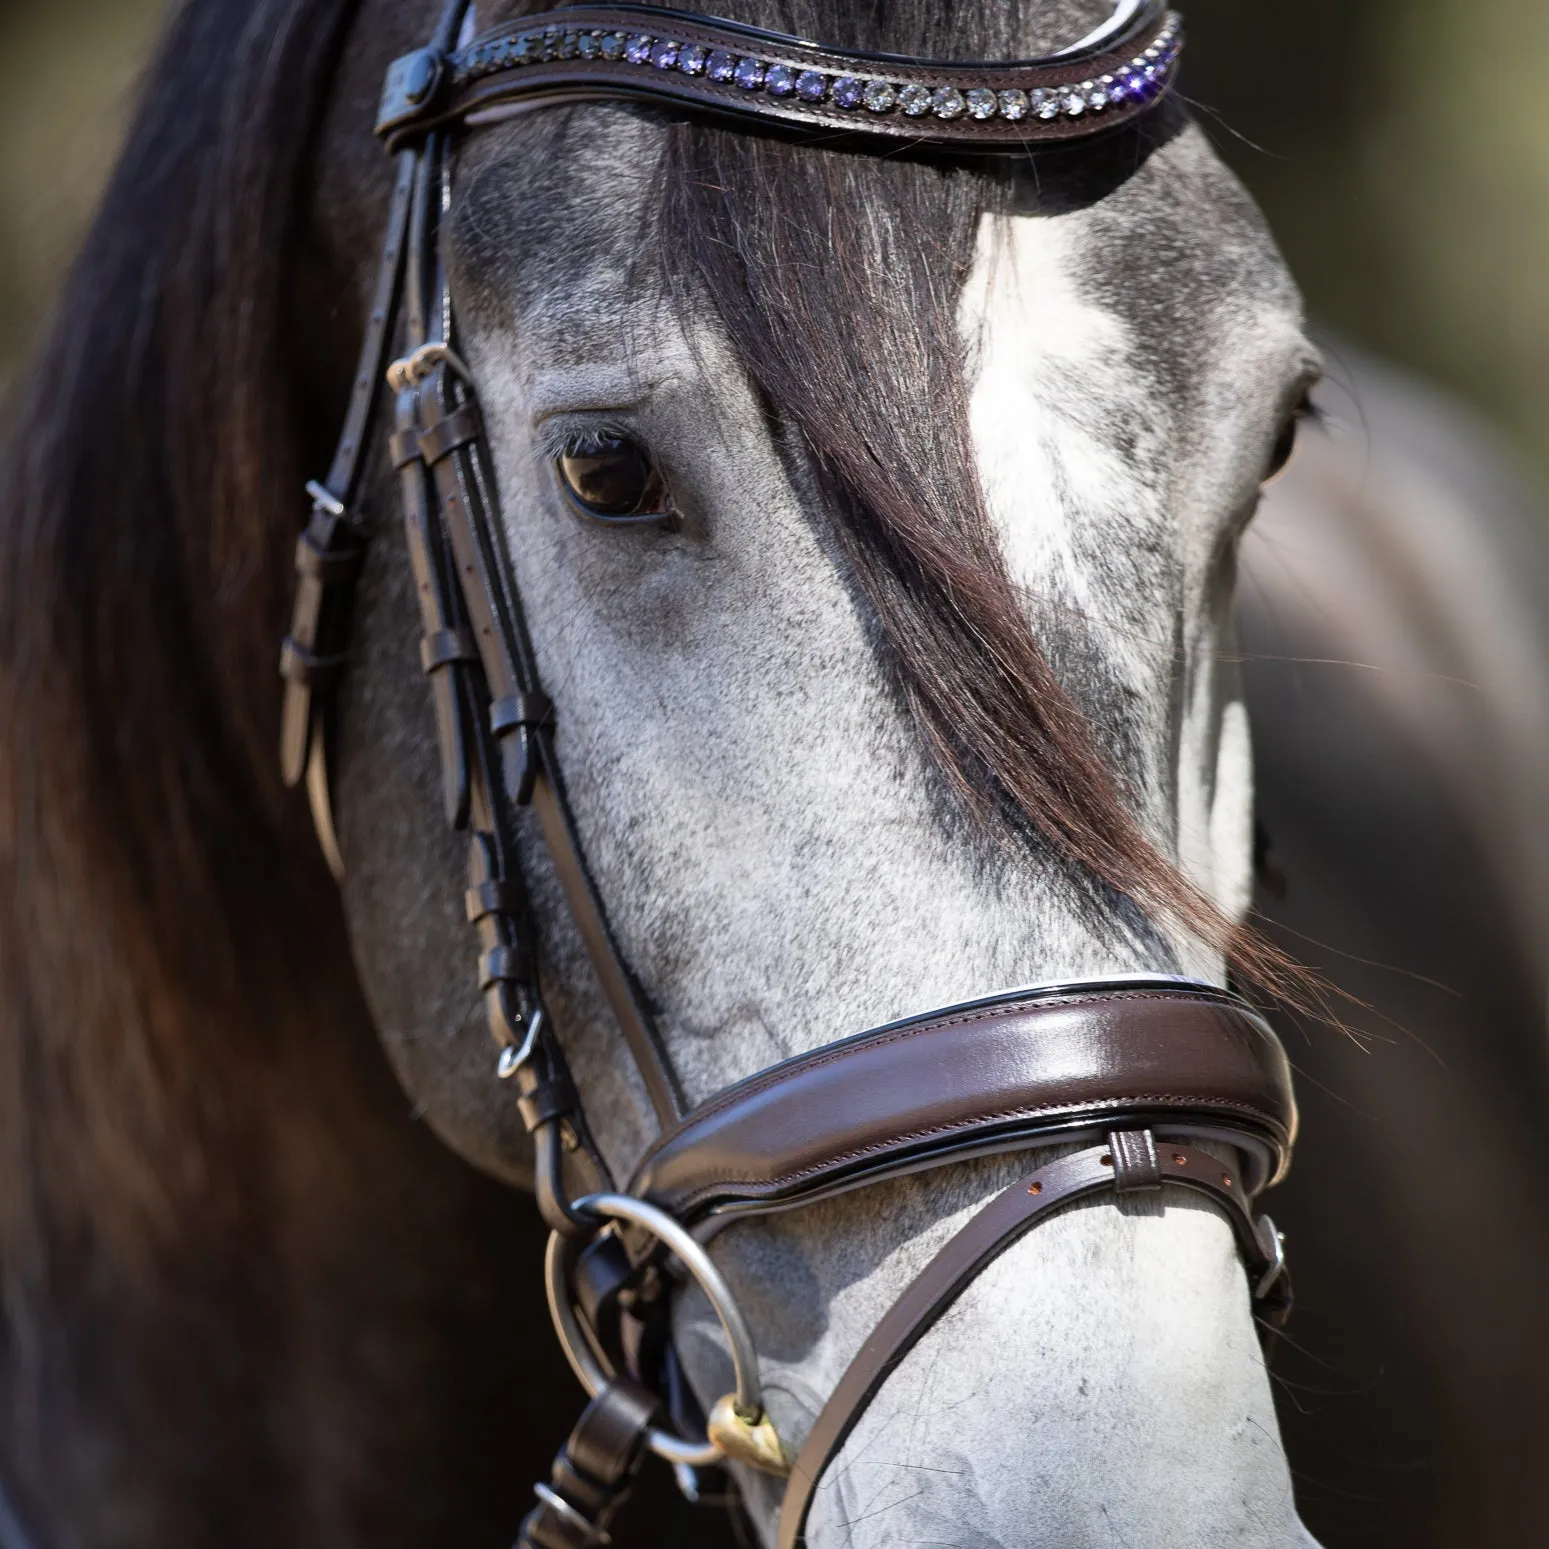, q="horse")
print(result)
[0,0,1388,1544]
